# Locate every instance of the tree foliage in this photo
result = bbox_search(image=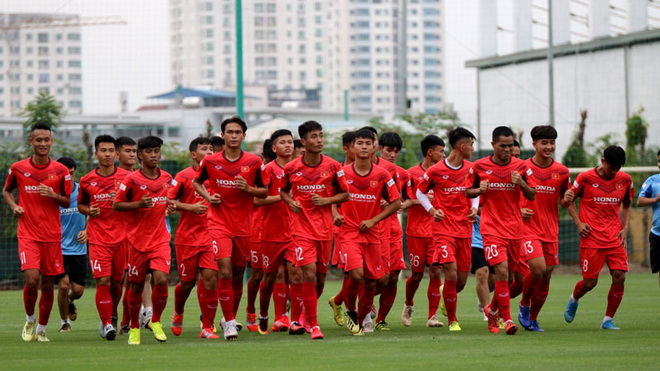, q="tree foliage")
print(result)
[562,110,590,167]
[625,107,650,166]
[19,91,63,130]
